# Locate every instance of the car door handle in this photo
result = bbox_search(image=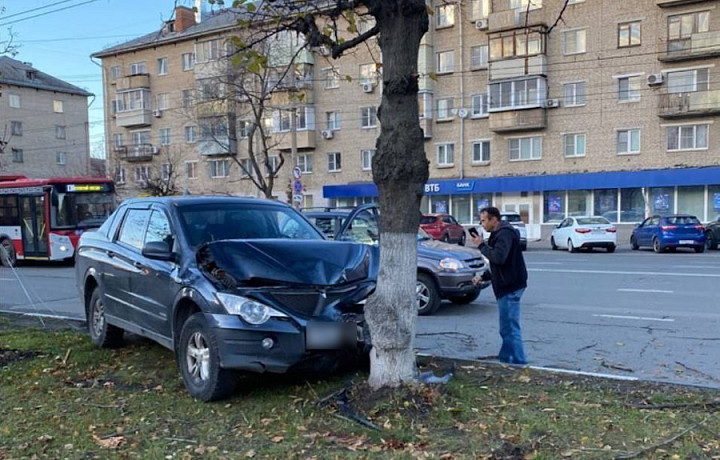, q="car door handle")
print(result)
[133,261,146,270]
[107,250,116,258]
